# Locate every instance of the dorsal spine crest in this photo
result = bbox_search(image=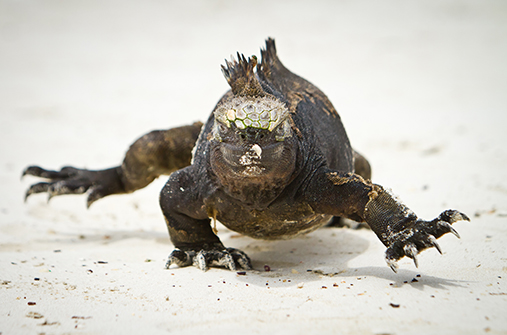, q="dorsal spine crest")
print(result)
[221,53,265,97]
